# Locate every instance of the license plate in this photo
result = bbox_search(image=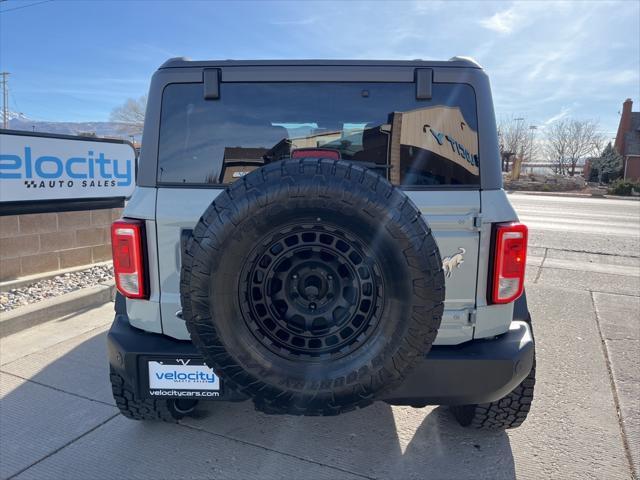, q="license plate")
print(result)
[147,358,221,398]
